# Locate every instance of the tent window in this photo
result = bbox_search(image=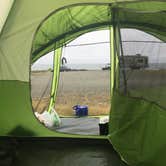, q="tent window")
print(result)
[119,29,166,108]
[31,30,110,136]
